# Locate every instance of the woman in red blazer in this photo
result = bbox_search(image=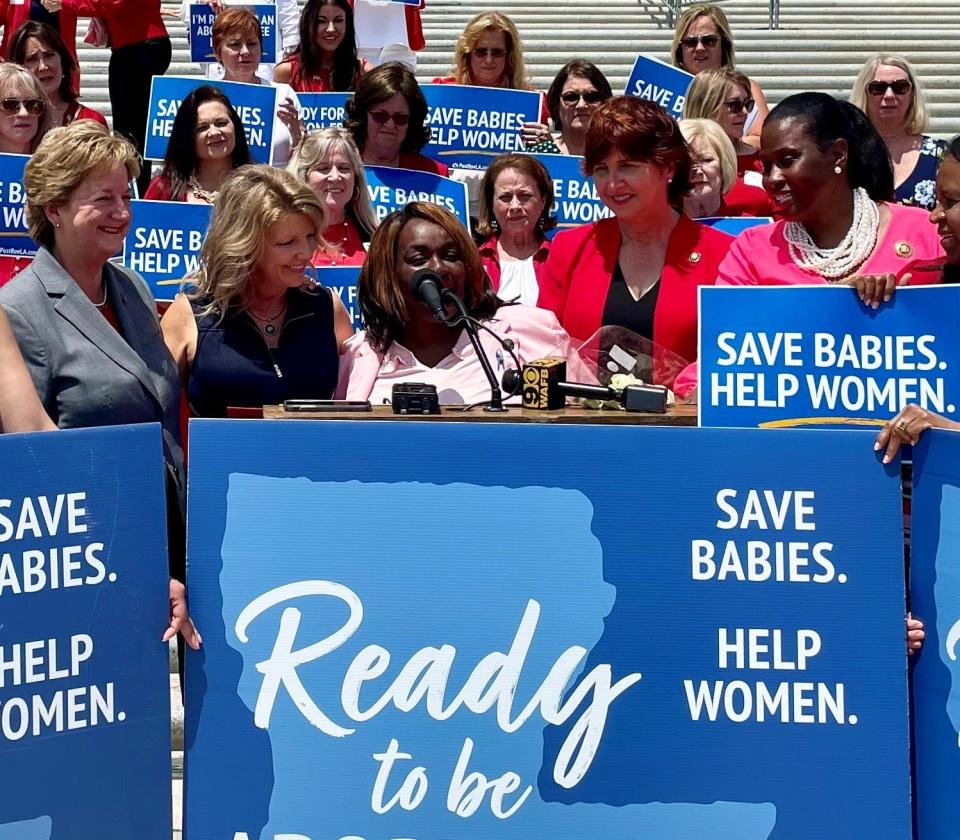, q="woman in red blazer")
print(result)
[538,96,734,365]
